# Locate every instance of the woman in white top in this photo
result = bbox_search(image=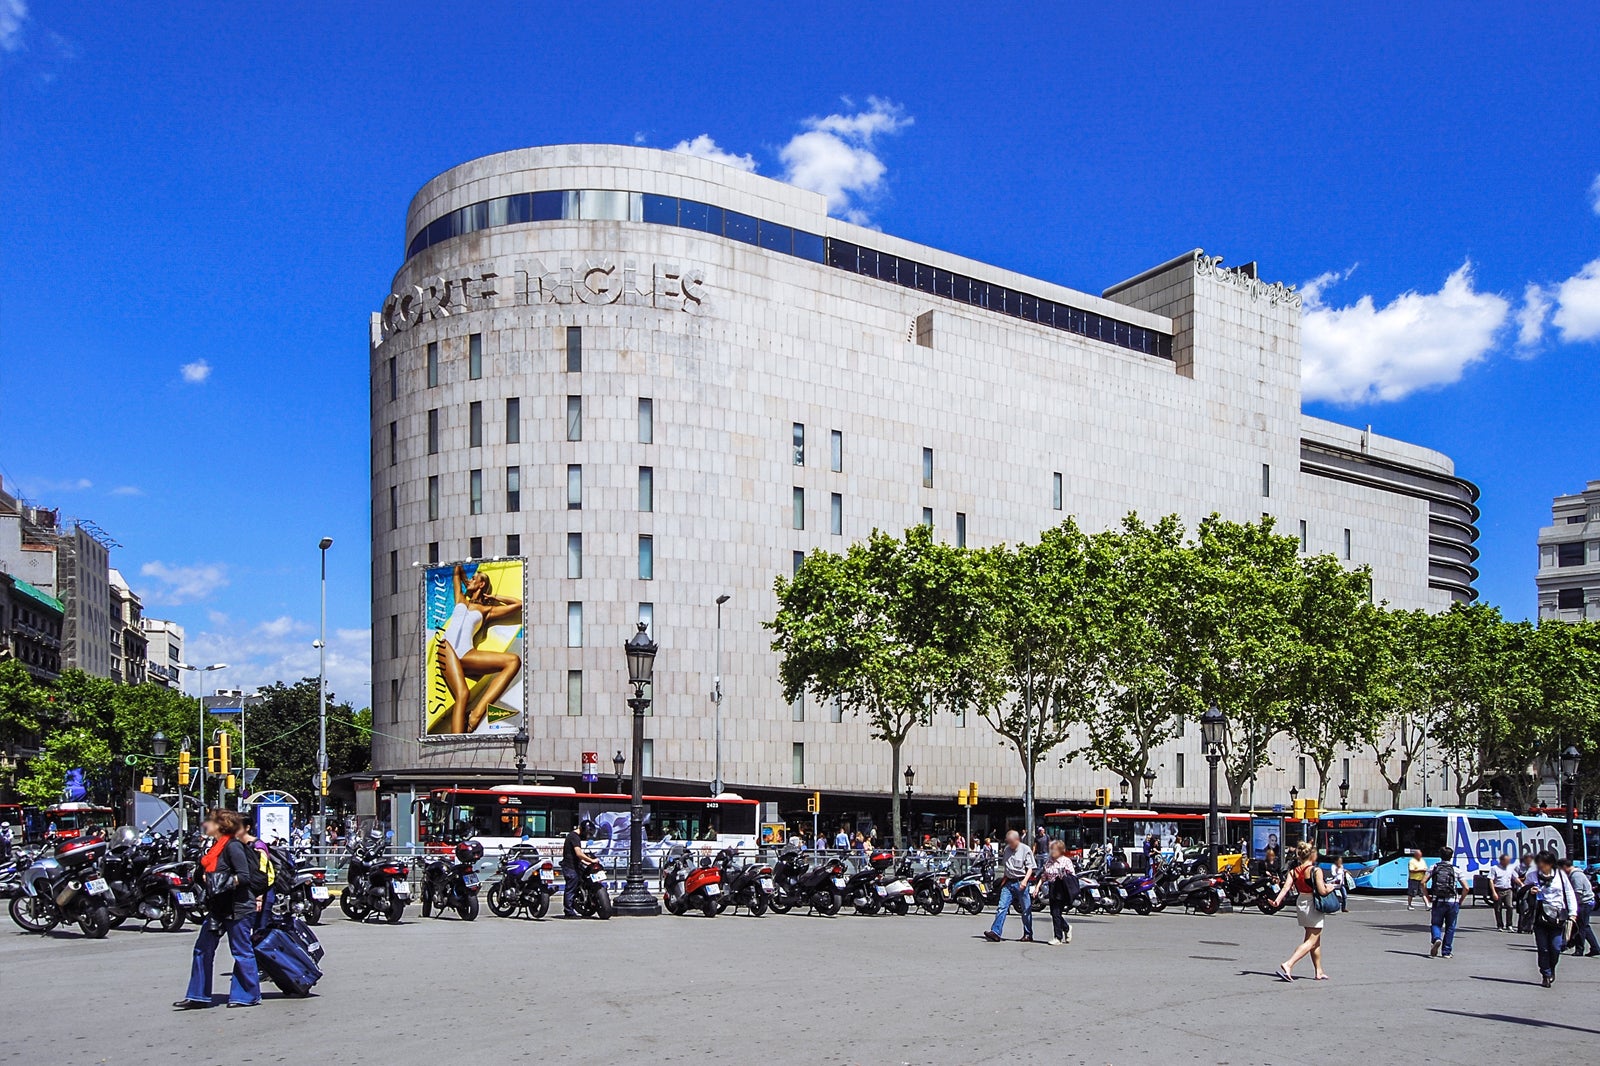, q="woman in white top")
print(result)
[1528,849,1578,988]
[437,563,523,734]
